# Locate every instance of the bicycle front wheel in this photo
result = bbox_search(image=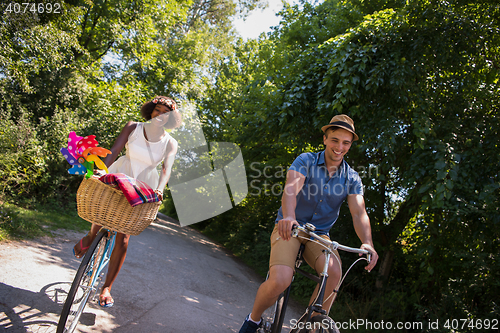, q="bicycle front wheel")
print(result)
[297,315,340,333]
[56,230,107,333]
